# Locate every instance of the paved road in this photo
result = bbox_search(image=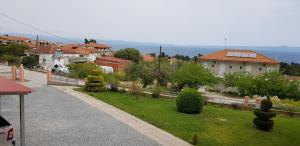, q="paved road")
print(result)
[1,86,160,146]
[0,65,160,146]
